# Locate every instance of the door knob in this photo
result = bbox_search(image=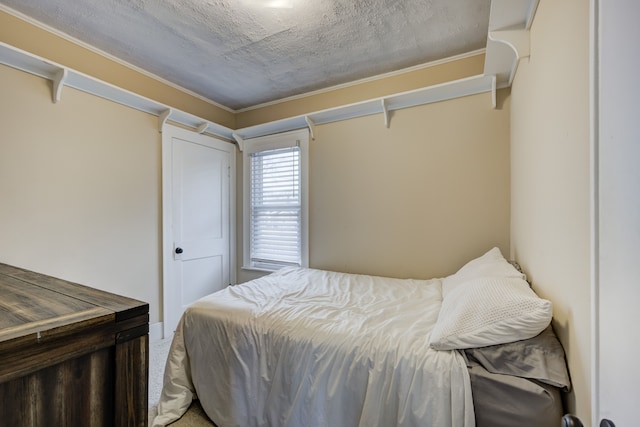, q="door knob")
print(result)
[562,414,583,427]
[175,247,183,254]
